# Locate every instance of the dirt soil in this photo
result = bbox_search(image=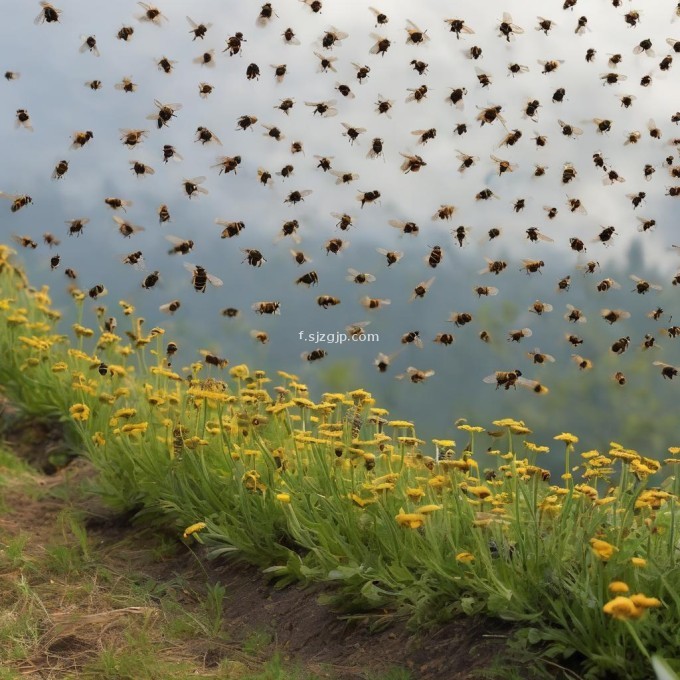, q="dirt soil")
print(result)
[0,403,514,680]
